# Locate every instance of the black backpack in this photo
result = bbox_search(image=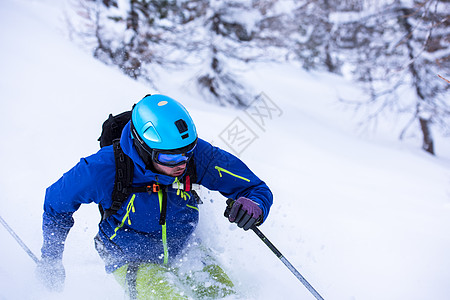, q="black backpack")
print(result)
[97,110,199,222]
